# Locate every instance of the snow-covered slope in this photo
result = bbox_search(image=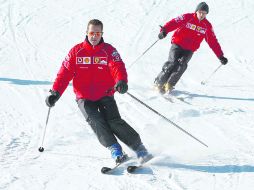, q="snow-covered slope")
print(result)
[1,0,254,189]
